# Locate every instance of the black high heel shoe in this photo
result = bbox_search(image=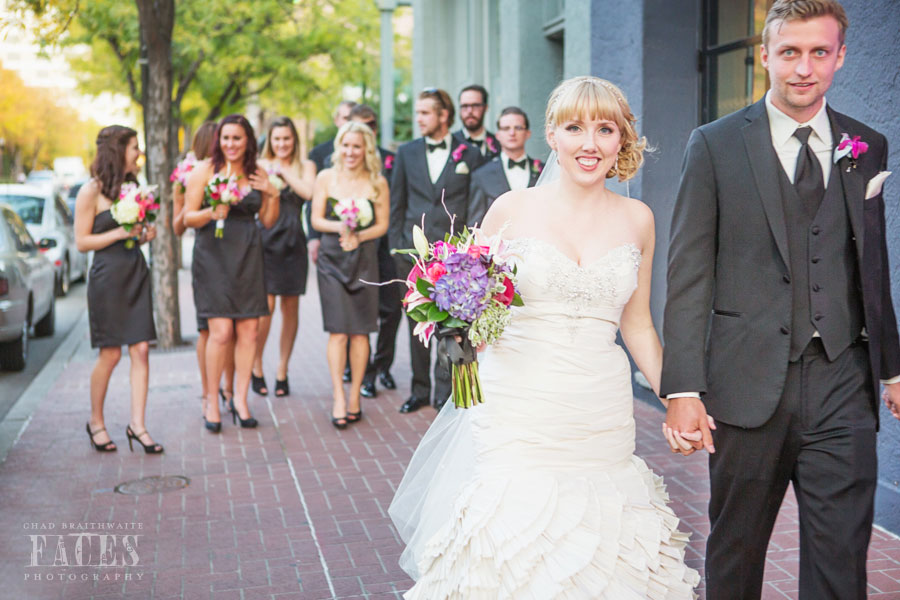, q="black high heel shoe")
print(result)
[331,414,348,429]
[219,388,231,405]
[346,408,362,423]
[251,373,268,396]
[86,423,117,452]
[125,425,164,454]
[229,398,258,428]
[274,377,289,397]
